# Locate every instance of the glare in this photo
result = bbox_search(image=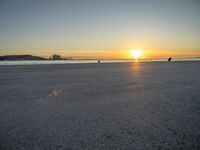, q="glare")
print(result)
[130,49,143,62]
[131,49,142,58]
